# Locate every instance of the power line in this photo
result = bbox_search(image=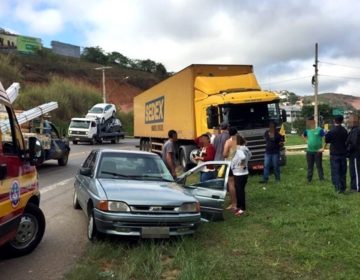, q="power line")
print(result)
[319,61,360,70]
[320,74,360,80]
[261,75,312,86]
